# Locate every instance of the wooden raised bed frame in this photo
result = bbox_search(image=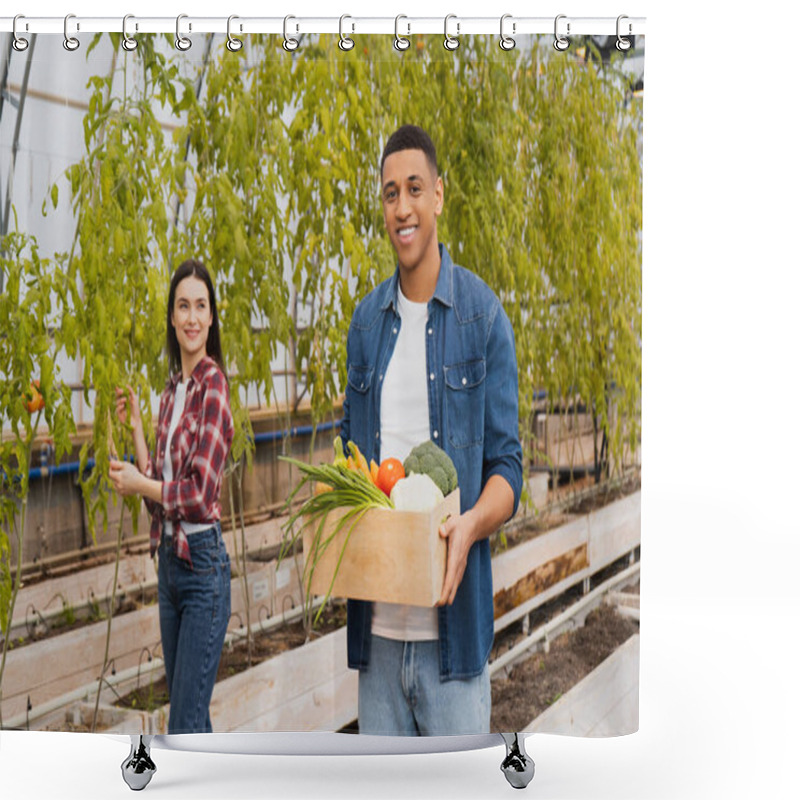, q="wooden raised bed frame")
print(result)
[2,487,640,733]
